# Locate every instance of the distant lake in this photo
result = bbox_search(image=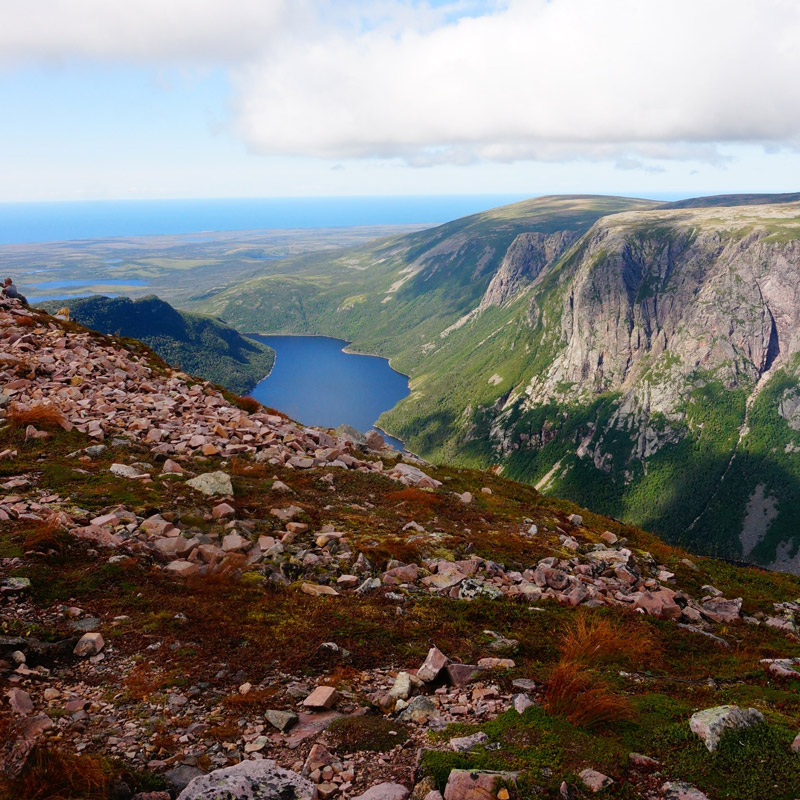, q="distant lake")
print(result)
[248,335,409,451]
